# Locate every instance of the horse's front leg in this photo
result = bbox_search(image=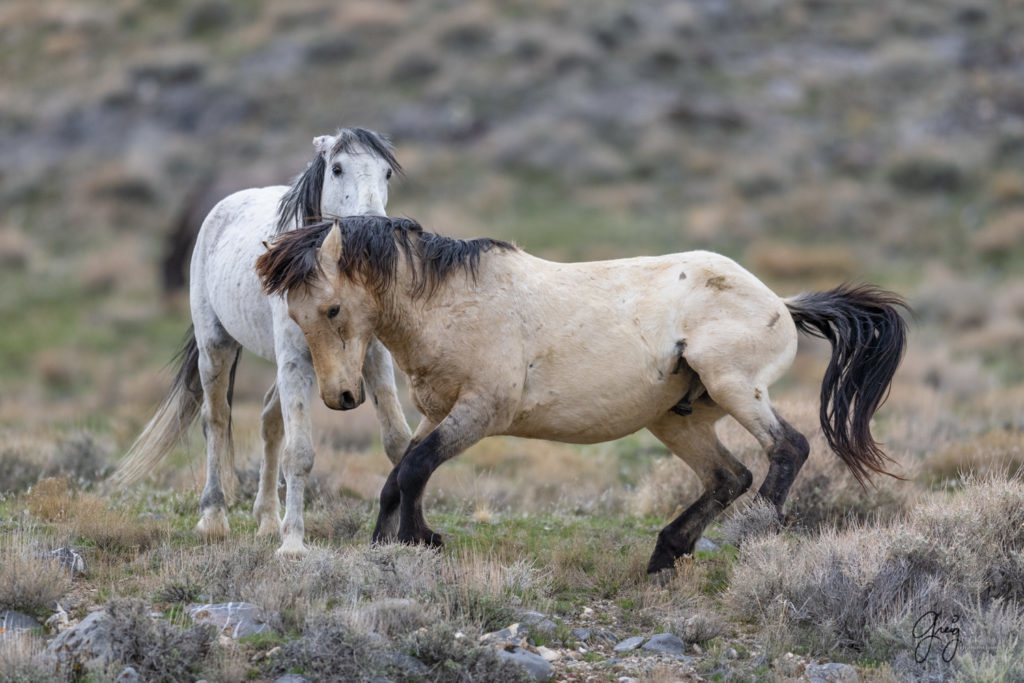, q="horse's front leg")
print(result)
[386,398,493,547]
[373,418,436,544]
[362,337,413,465]
[275,354,317,557]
